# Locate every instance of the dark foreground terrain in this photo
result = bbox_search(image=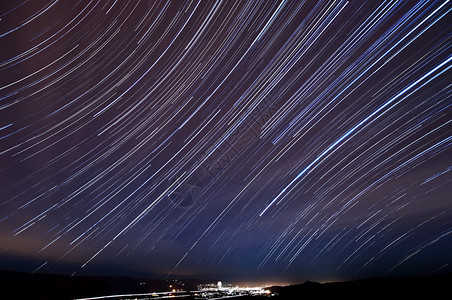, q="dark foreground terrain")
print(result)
[0,270,205,300]
[0,270,450,300]
[267,273,451,299]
